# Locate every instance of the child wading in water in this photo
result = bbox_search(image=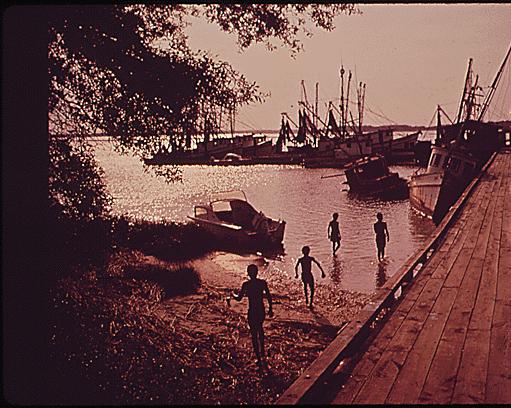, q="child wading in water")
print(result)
[327,213,341,255]
[374,212,390,262]
[295,246,325,308]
